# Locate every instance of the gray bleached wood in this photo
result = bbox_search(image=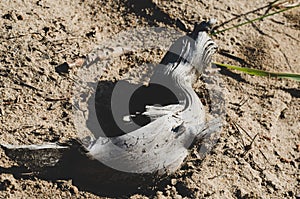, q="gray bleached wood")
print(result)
[1,22,218,179]
[88,29,217,174]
